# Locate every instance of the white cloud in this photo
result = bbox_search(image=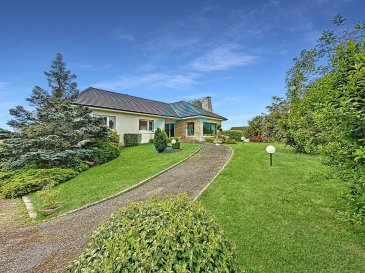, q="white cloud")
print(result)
[191,45,256,72]
[93,73,198,90]
[0,81,11,93]
[112,30,135,42]
[74,64,112,71]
